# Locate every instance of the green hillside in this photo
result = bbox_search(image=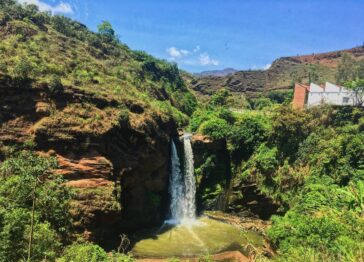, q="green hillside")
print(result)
[0,0,196,126]
[0,1,363,262]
